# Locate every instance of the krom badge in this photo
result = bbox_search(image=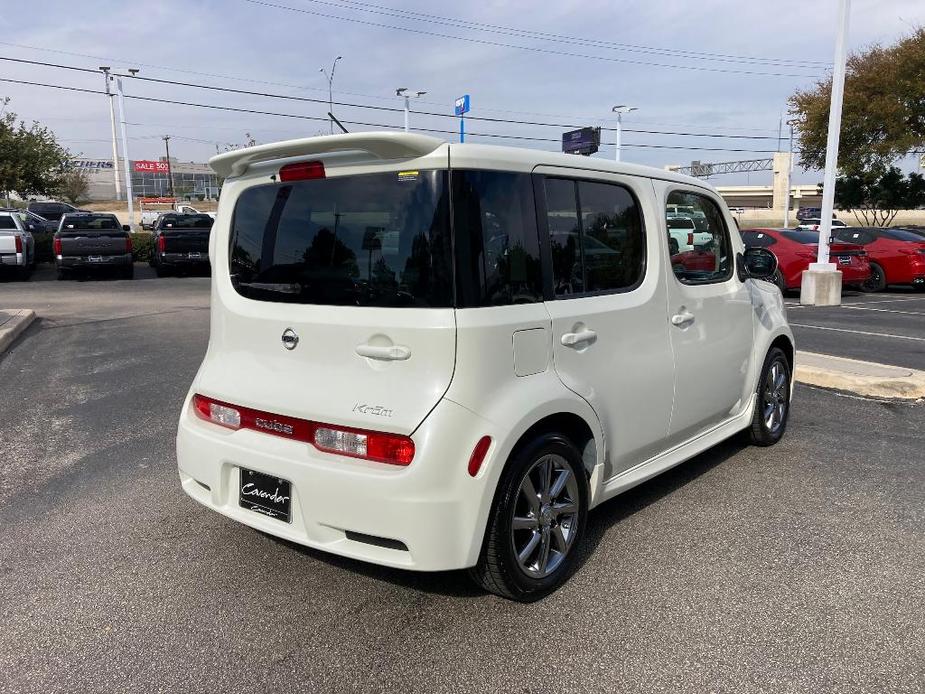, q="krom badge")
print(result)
[281,328,299,351]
